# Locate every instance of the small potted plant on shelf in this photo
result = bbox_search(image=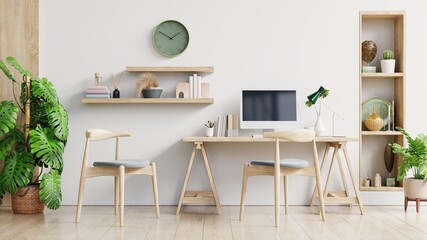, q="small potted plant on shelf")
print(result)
[381,50,396,73]
[136,72,162,98]
[204,120,215,137]
[391,127,427,211]
[0,56,69,213]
